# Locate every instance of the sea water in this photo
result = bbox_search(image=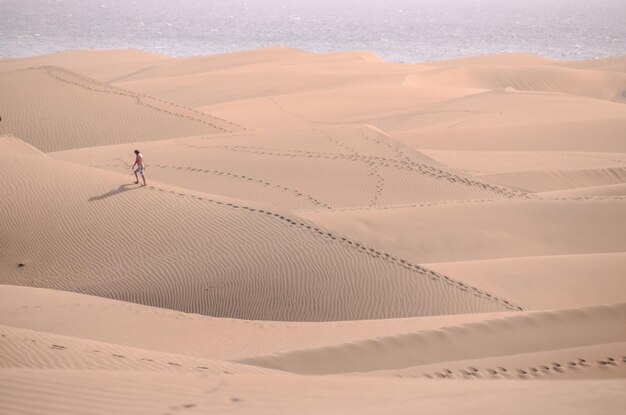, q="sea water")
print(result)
[1,0,624,62]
